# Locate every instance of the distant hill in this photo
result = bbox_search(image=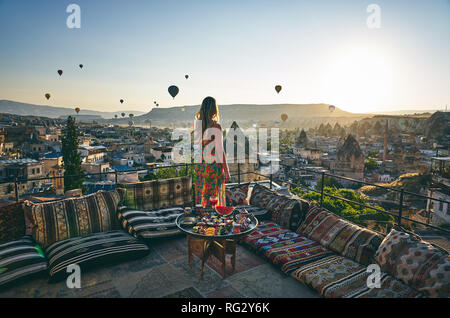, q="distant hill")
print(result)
[0,100,145,119]
[132,103,368,128]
